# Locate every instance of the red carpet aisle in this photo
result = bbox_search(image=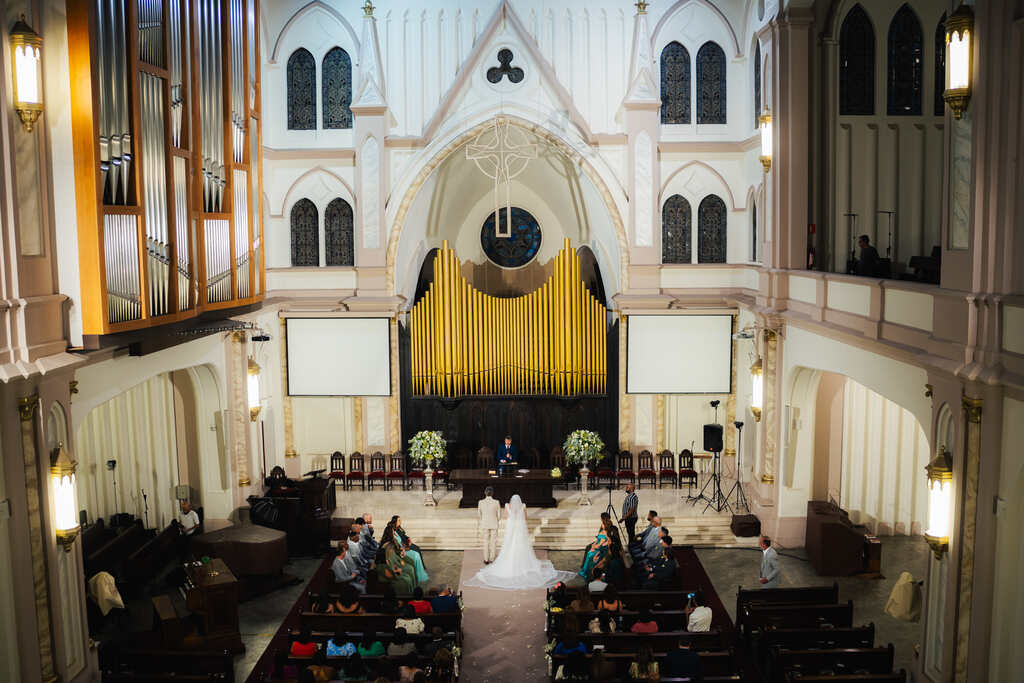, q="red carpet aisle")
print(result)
[457,548,553,682]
